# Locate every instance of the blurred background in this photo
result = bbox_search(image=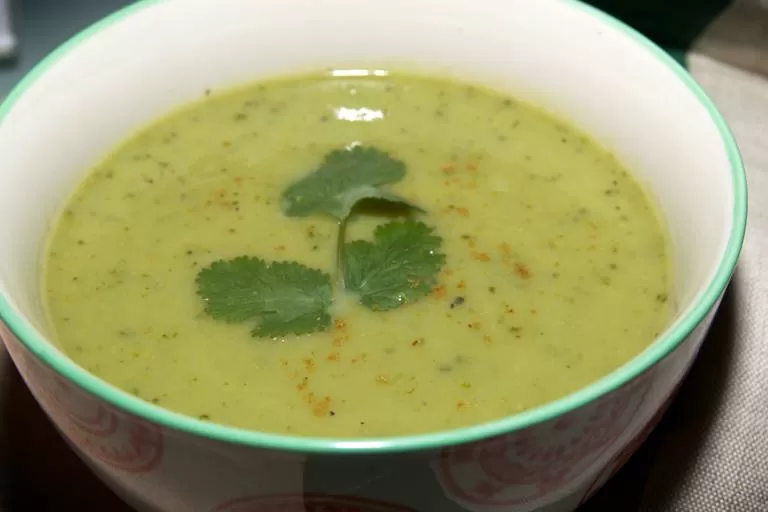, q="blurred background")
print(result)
[0,0,764,92]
